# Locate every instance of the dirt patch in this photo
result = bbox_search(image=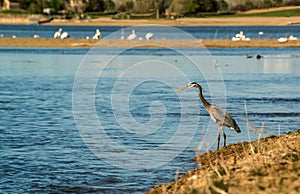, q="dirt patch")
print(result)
[147,130,300,194]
